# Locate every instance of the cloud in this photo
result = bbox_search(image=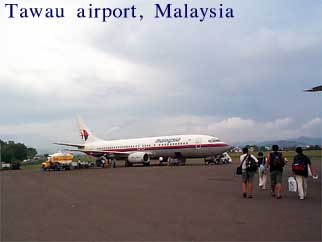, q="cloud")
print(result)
[301,118,322,134]
[0,119,78,153]
[0,0,320,151]
[2,115,319,154]
[204,117,295,142]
